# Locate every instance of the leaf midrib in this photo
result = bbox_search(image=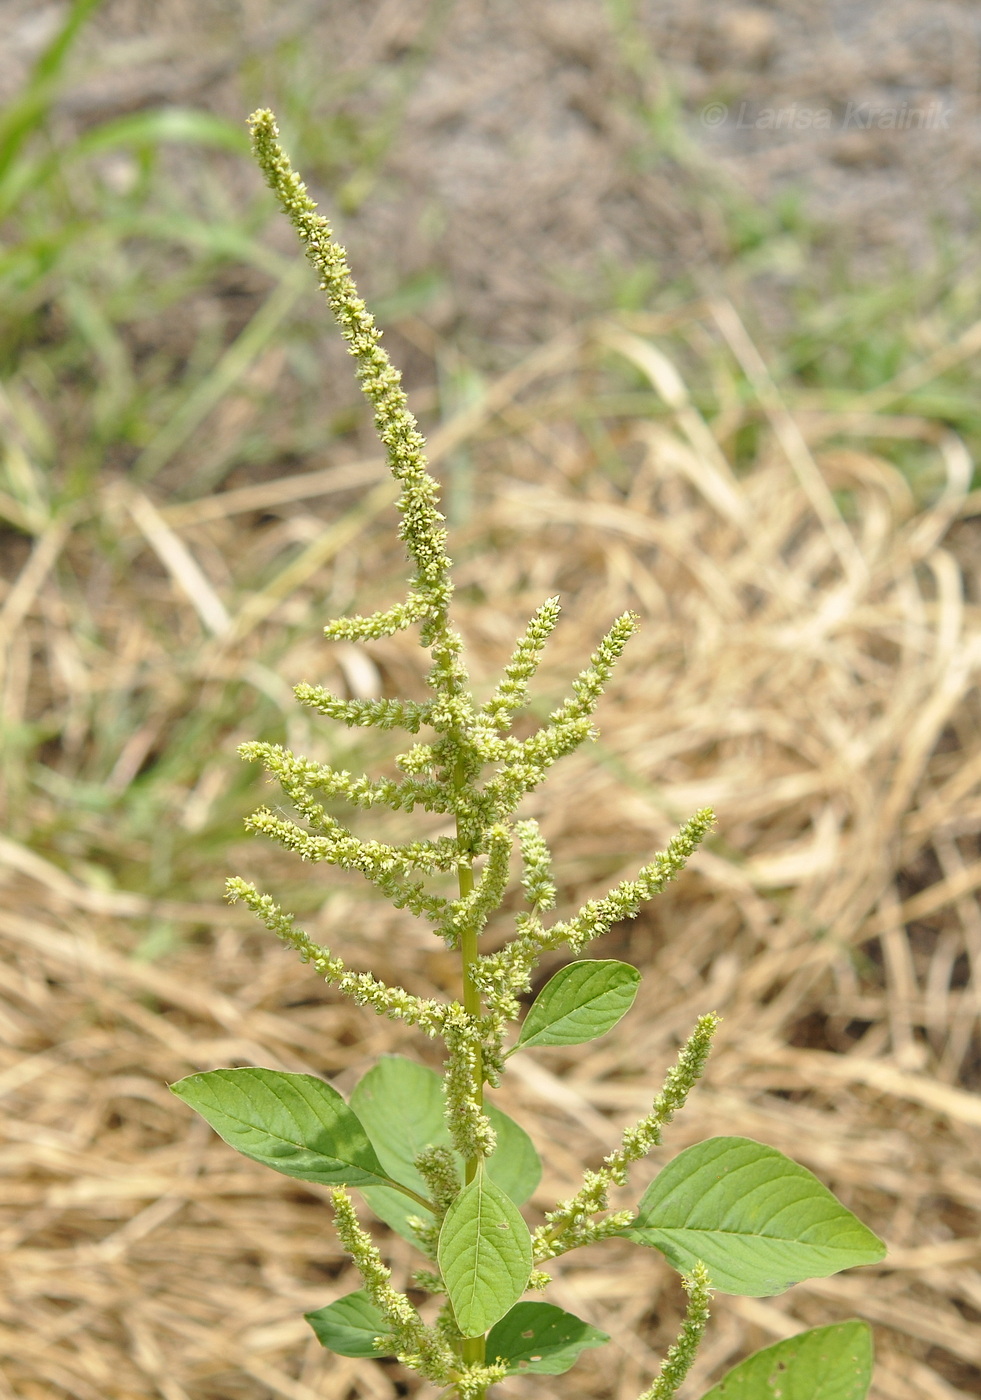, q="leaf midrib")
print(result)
[634,1223,872,1246]
[200,1095,390,1181]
